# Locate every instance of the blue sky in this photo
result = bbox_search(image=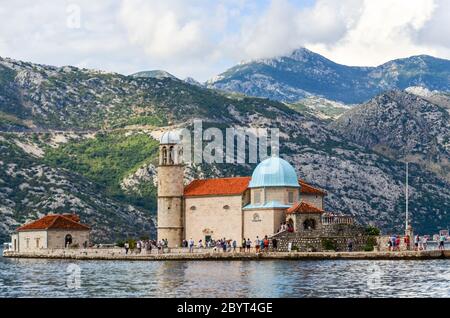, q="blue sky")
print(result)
[0,0,449,81]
